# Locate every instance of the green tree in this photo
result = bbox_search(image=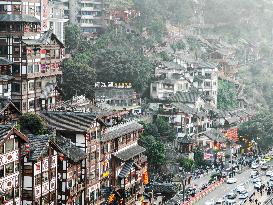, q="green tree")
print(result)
[178,157,195,172]
[143,123,160,138]
[65,24,81,53]
[194,148,208,168]
[109,0,134,10]
[155,116,176,141]
[217,80,239,109]
[59,58,96,100]
[139,135,166,168]
[19,113,47,135]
